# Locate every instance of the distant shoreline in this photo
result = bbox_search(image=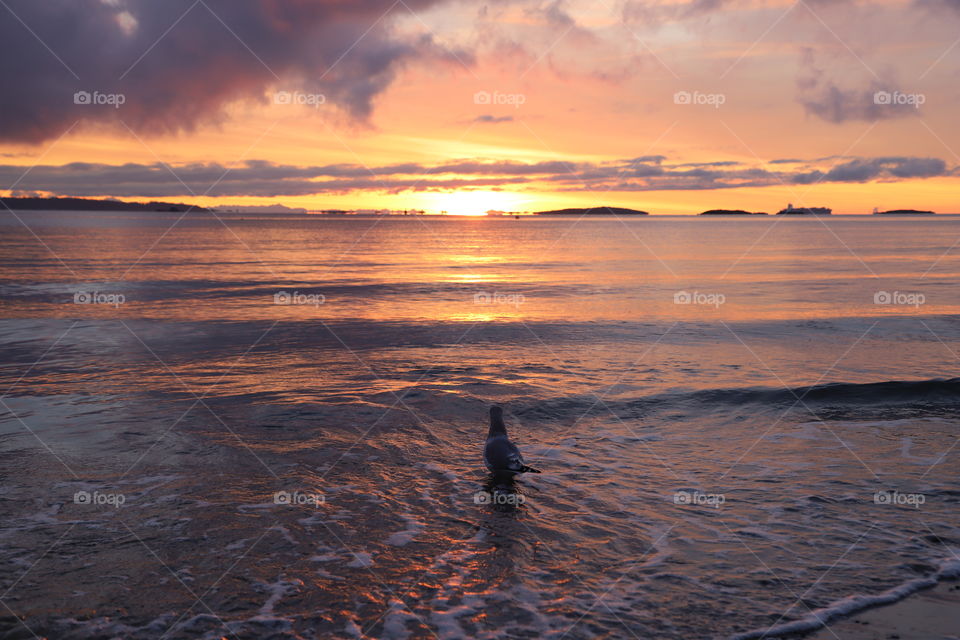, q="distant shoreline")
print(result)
[1,196,208,212]
[533,206,649,216]
[873,209,936,215]
[699,209,768,216]
[0,196,951,216]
